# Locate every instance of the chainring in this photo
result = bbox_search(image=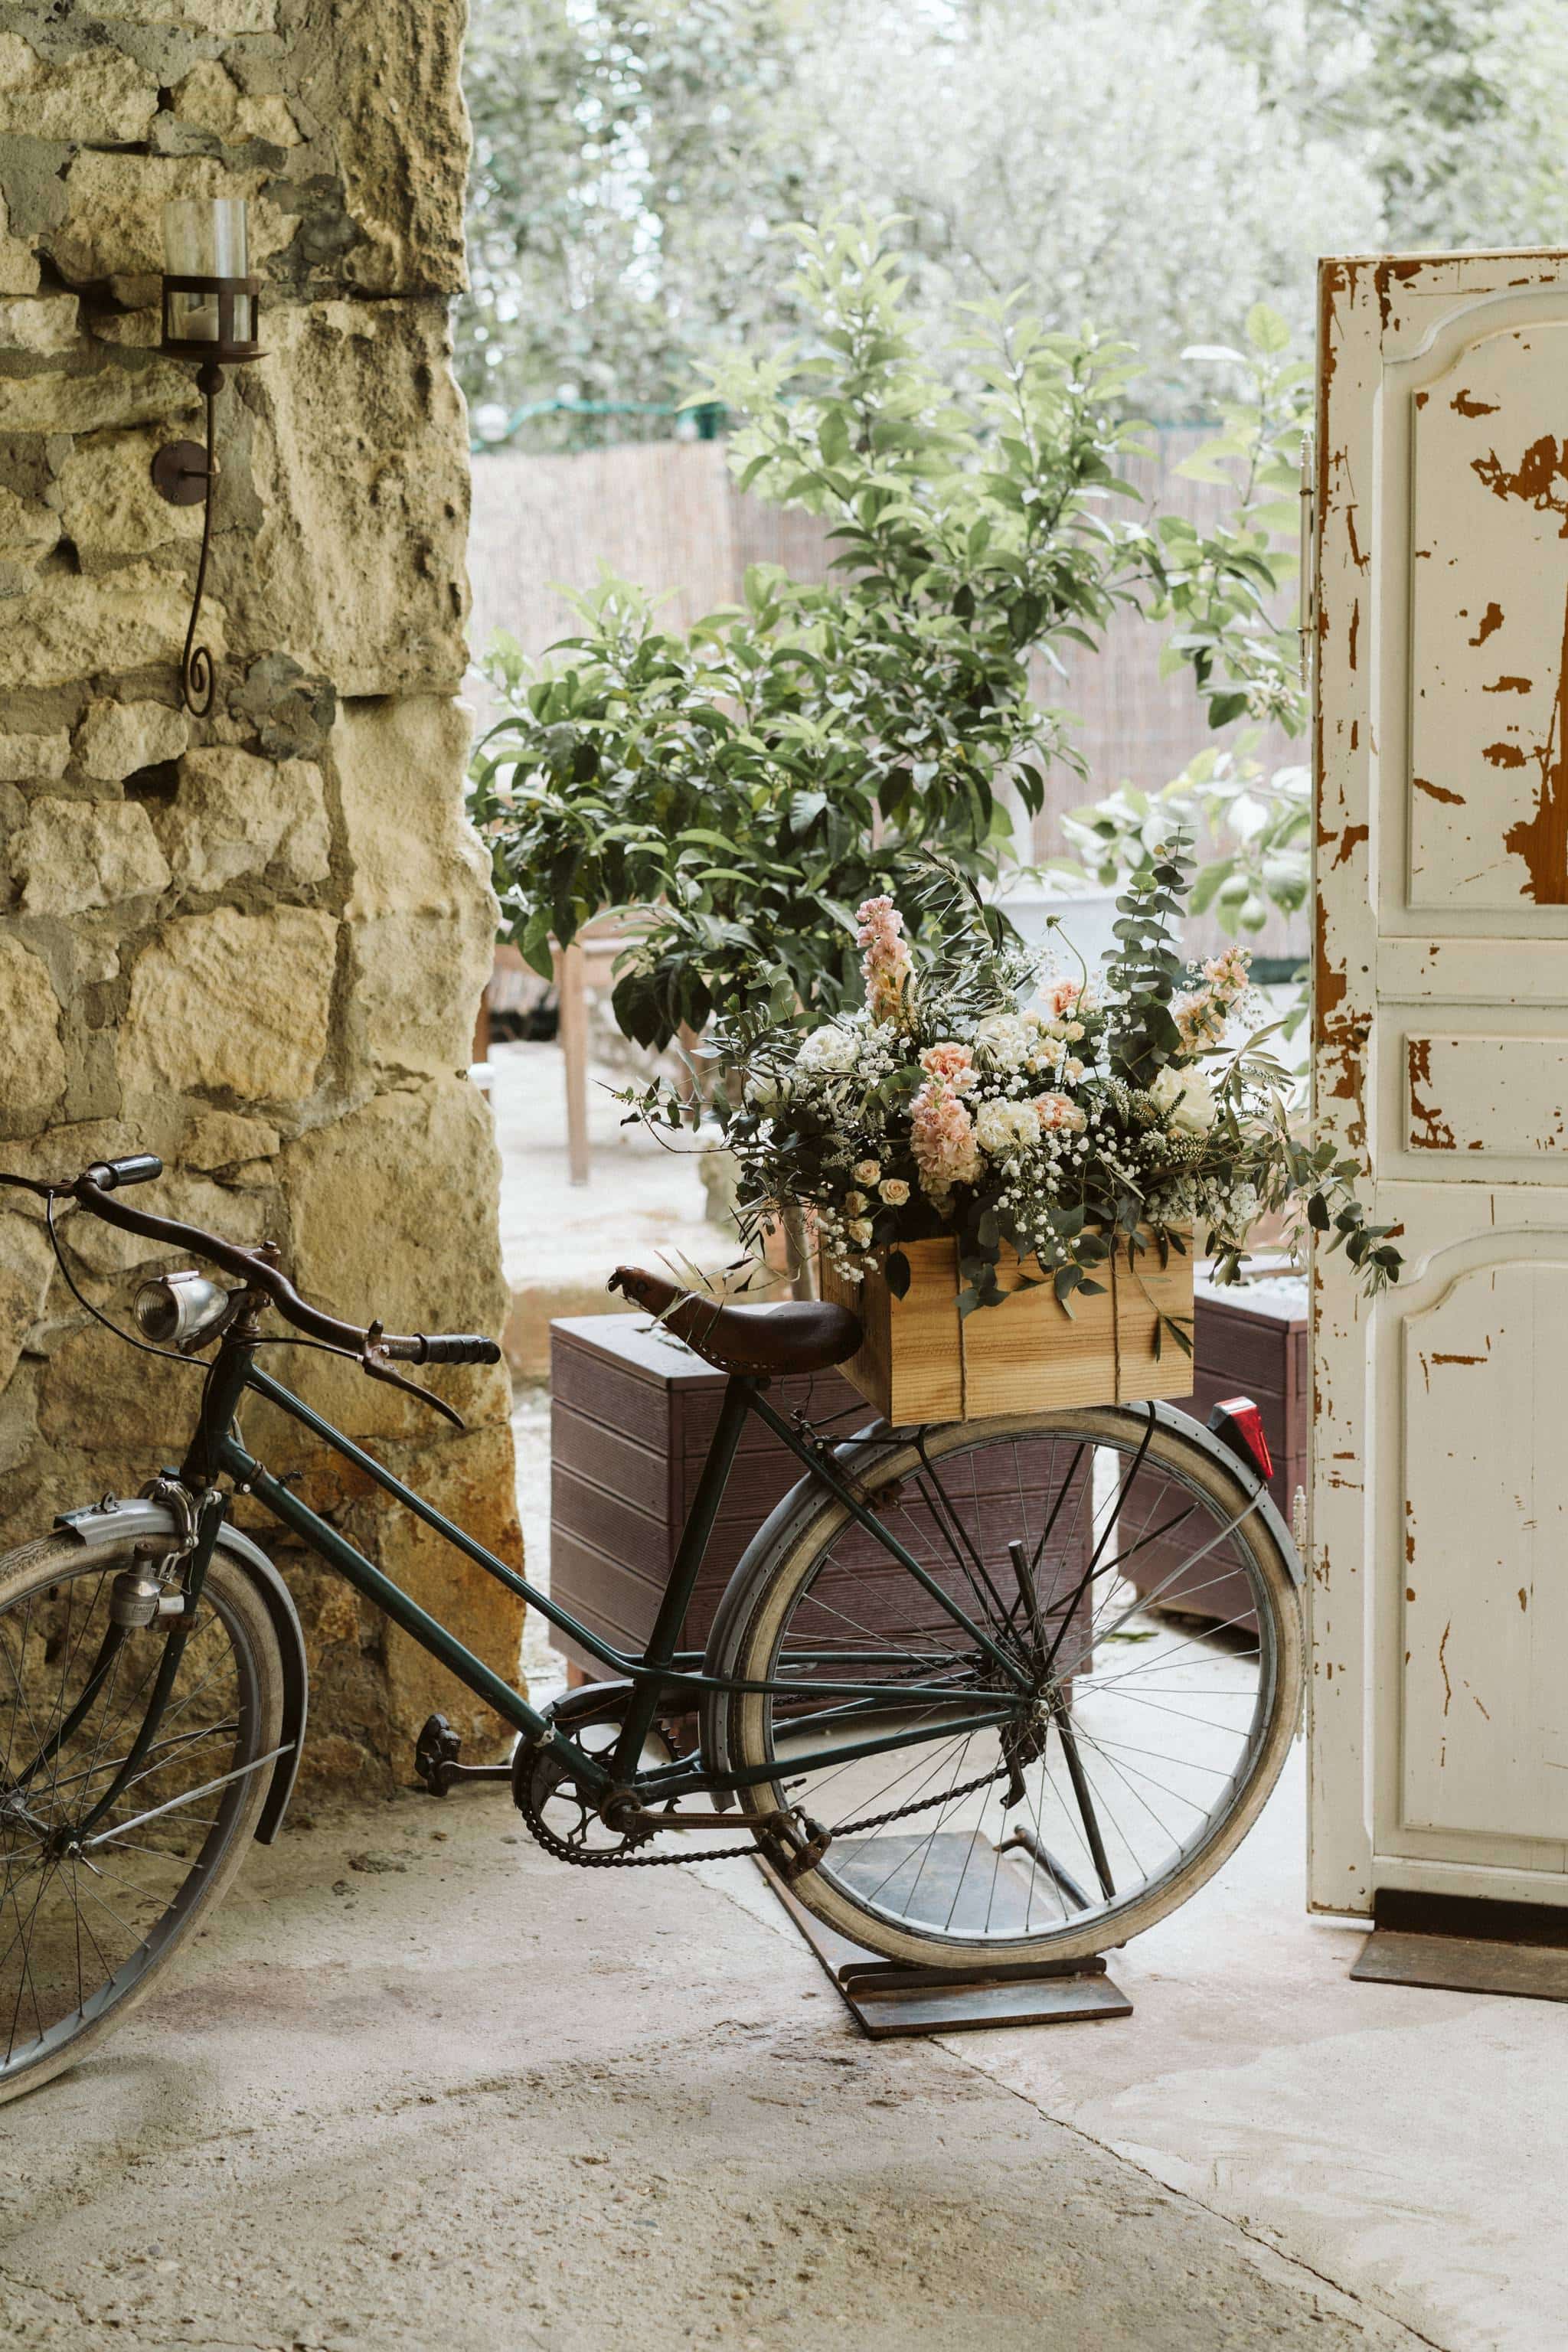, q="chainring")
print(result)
[513,1684,681,1867]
